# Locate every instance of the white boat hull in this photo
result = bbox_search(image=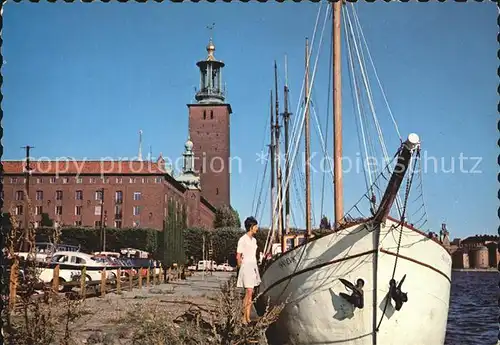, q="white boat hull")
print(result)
[256,218,452,345]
